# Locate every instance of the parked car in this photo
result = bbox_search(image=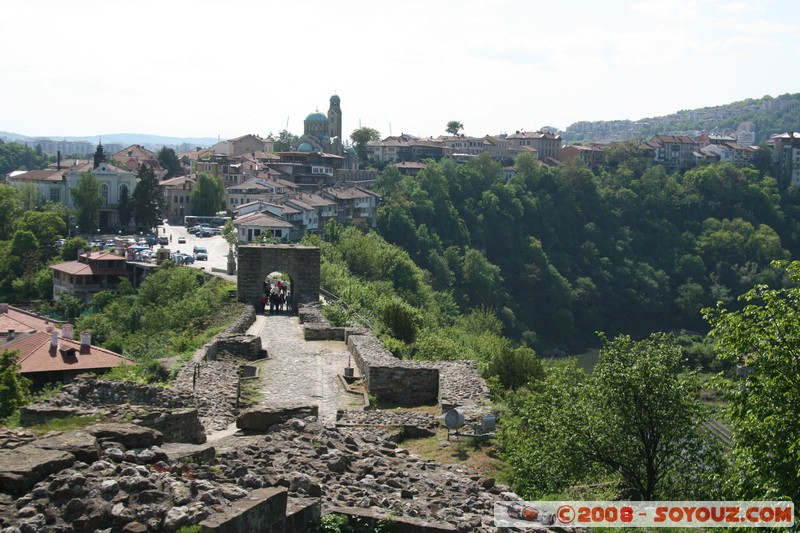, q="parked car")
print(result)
[187,226,200,234]
[158,236,169,245]
[178,236,186,244]
[170,252,194,265]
